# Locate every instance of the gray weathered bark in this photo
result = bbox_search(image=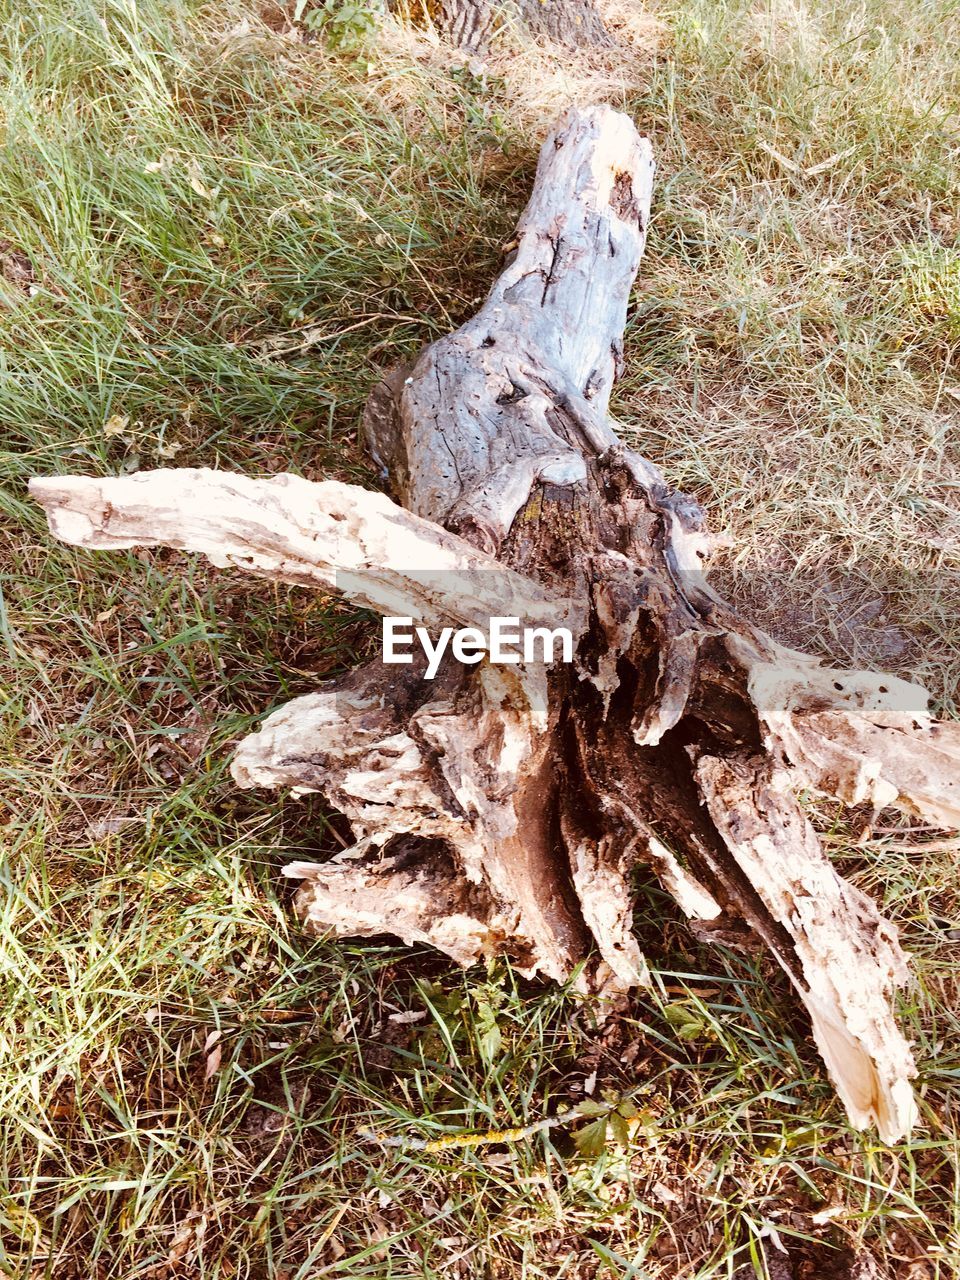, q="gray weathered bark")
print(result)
[31,107,960,1142]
